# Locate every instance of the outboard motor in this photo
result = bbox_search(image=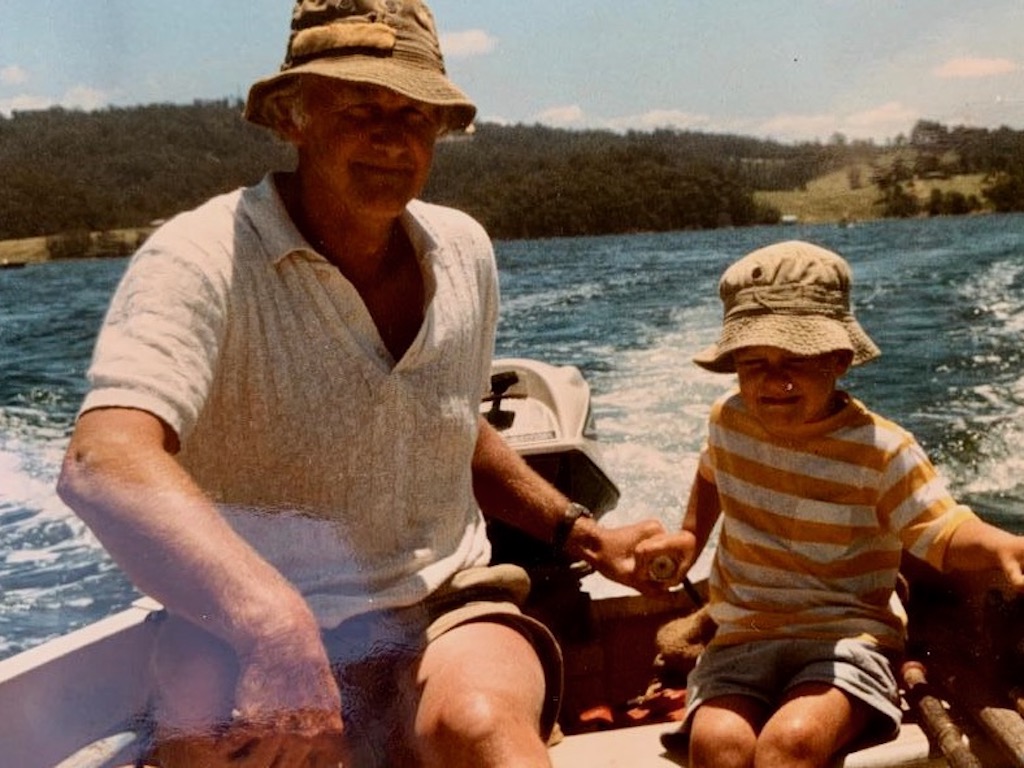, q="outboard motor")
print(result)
[483,371,519,430]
